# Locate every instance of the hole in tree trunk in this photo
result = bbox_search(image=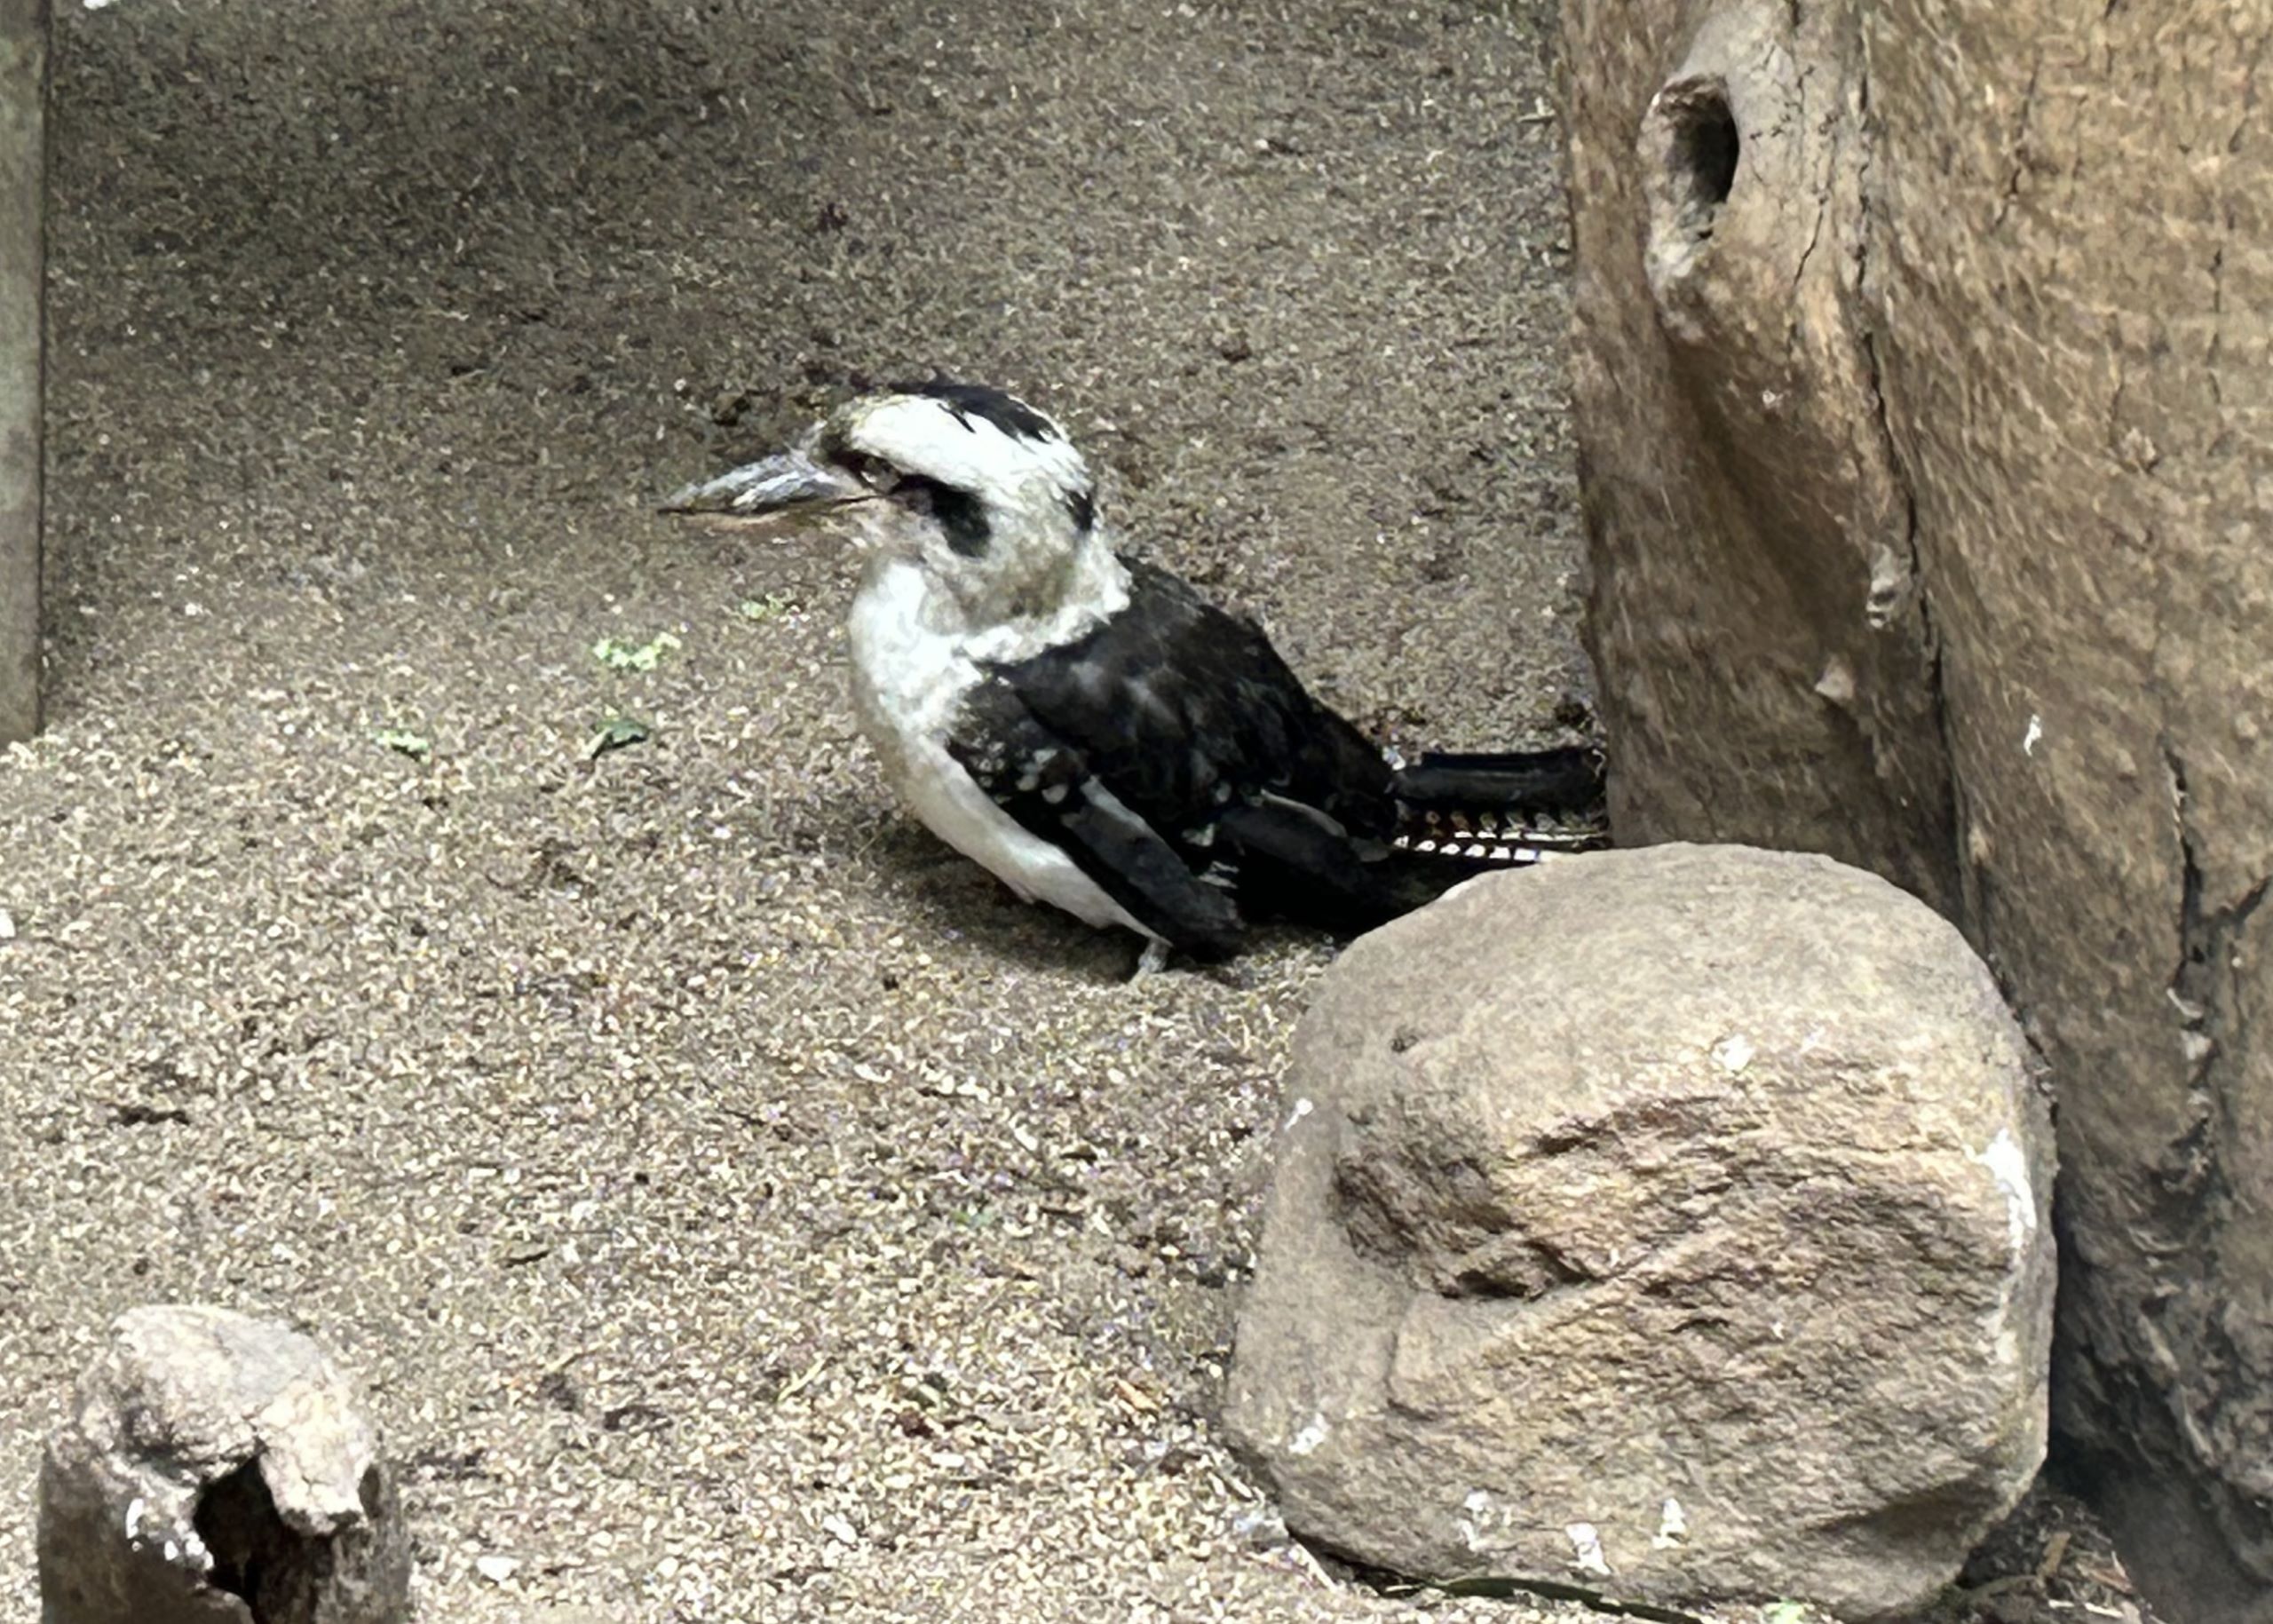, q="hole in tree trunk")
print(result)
[1639,73,1747,337]
[1668,86,1739,234]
